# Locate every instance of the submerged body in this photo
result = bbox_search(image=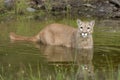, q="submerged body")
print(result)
[10,19,95,49]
